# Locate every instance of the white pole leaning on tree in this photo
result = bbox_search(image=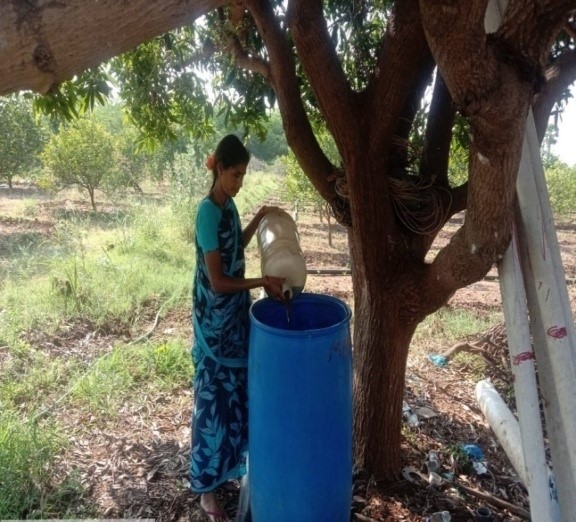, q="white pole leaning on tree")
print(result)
[514,126,576,521]
[495,227,559,521]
